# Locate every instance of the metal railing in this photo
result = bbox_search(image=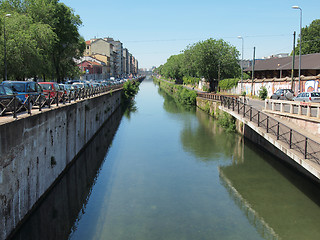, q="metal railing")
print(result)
[0,84,123,118]
[198,93,320,164]
[197,92,239,101]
